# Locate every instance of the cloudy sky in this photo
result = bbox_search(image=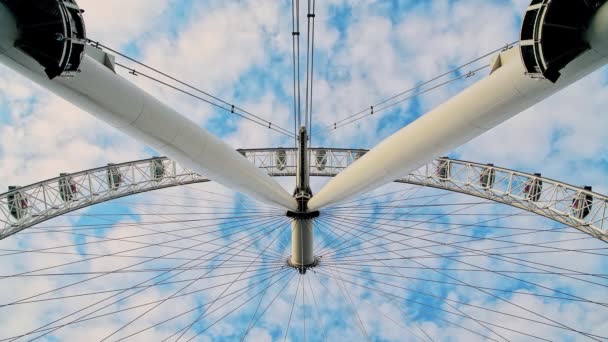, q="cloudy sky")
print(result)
[0,0,607,341]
